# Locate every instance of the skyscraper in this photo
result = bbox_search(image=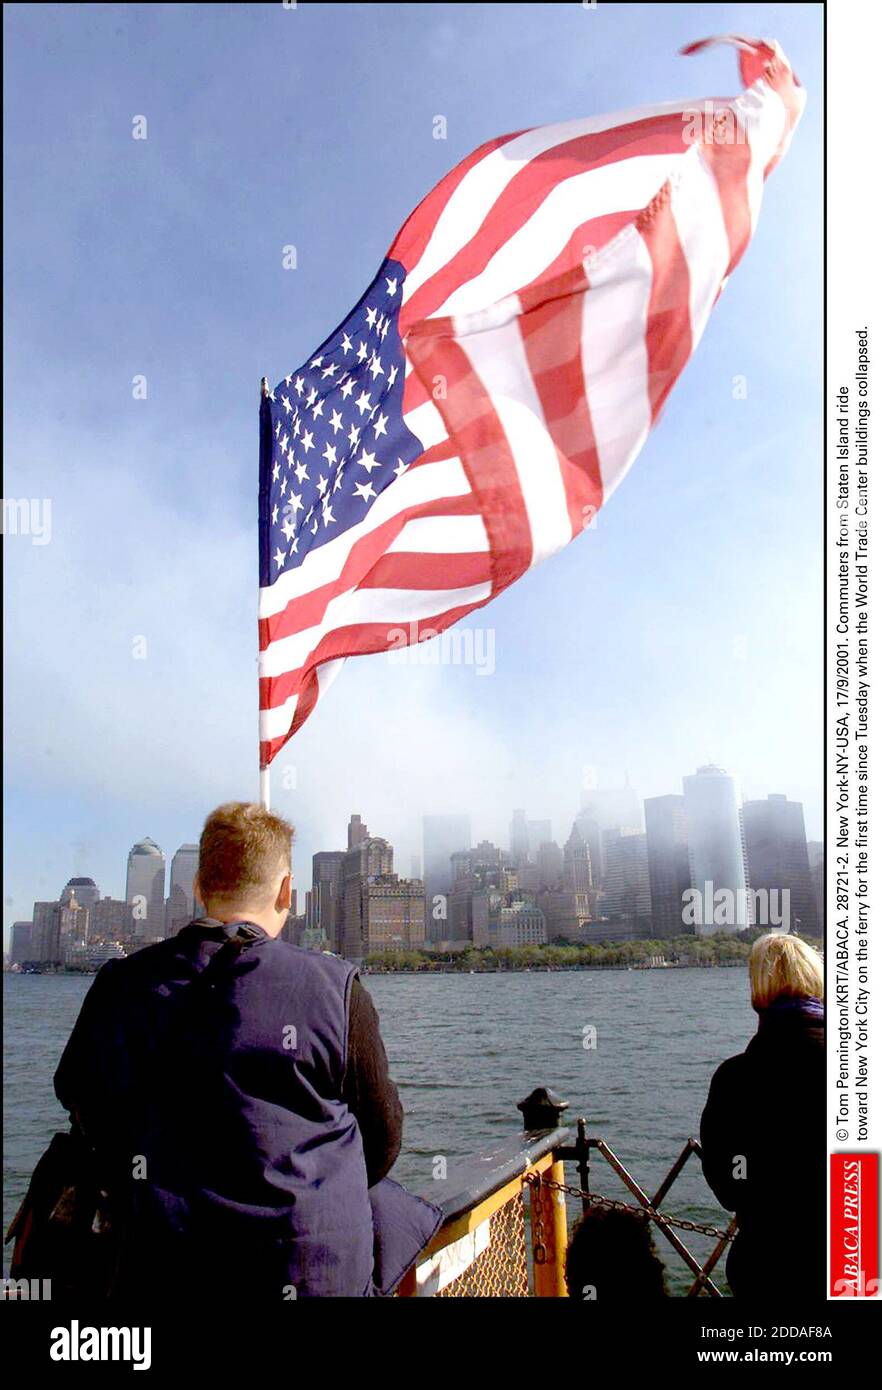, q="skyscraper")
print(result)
[576,785,642,884]
[309,850,346,953]
[682,766,750,934]
[743,795,819,935]
[562,823,593,894]
[526,819,553,861]
[601,830,651,923]
[166,844,201,936]
[342,818,424,959]
[645,795,692,938]
[807,841,824,930]
[510,809,530,864]
[125,837,166,940]
[422,814,471,940]
[60,877,100,912]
